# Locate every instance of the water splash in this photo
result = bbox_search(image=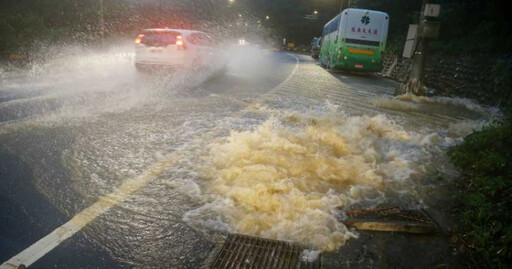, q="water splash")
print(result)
[396,93,493,114]
[372,96,417,111]
[448,119,489,137]
[185,110,456,251]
